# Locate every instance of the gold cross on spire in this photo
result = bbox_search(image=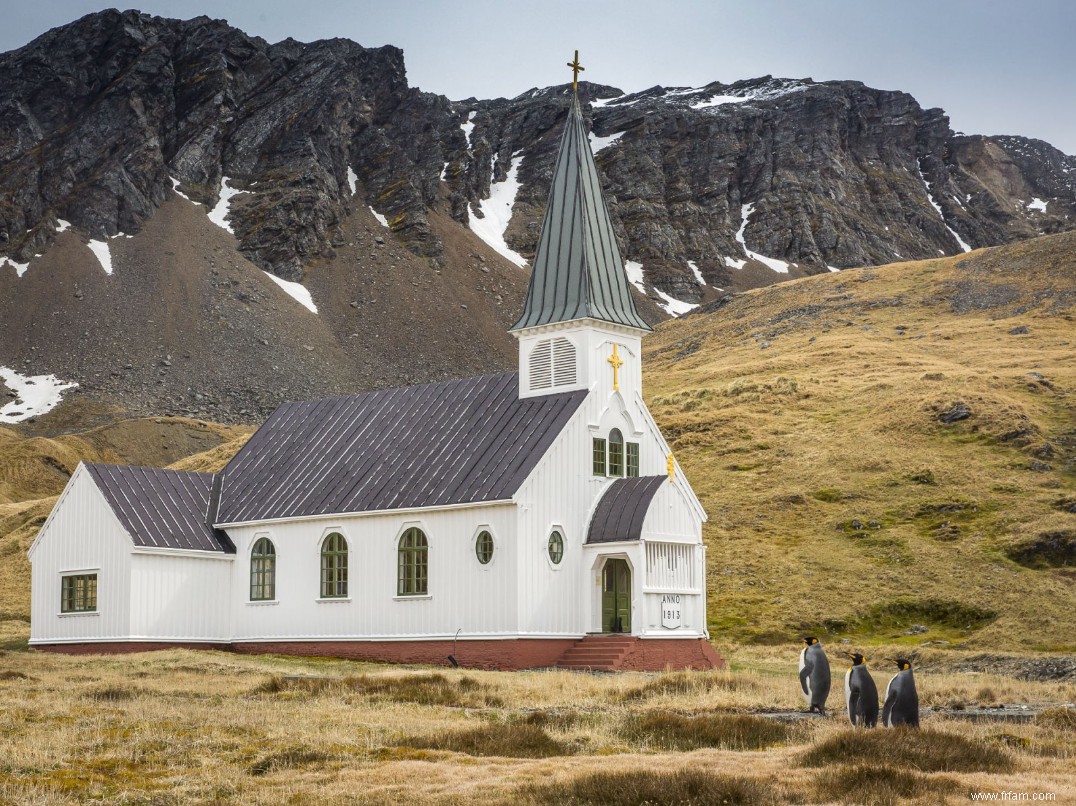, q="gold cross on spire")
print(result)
[607,343,624,391]
[567,50,584,93]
